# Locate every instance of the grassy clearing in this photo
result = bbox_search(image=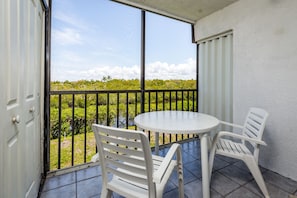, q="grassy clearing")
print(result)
[50,132,97,170]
